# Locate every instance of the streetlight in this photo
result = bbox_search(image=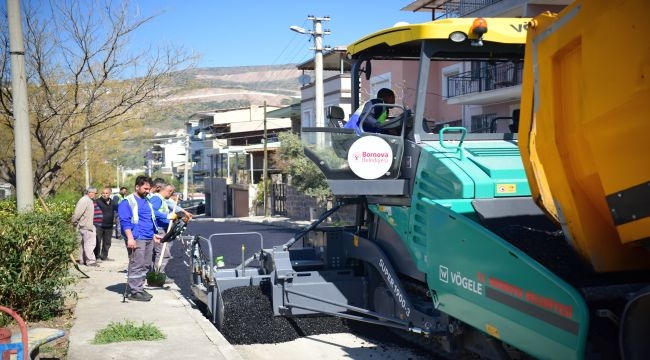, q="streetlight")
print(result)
[290,16,330,128]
